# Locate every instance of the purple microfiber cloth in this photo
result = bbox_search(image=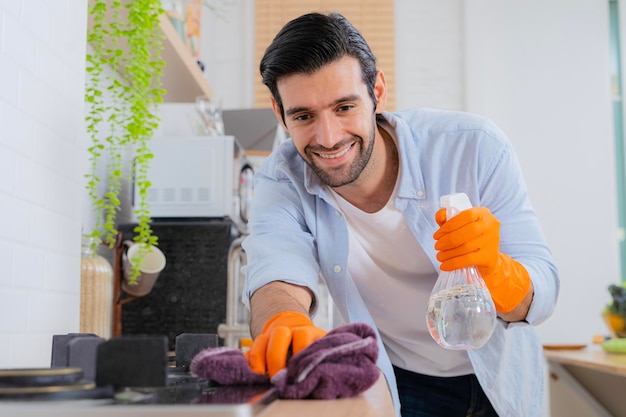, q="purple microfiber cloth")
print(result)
[190,322,379,400]
[190,346,269,385]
